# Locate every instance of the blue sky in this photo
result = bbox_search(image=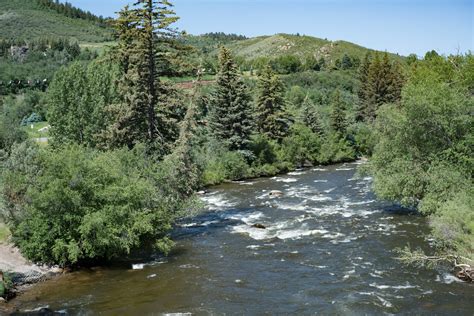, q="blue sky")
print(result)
[66,0,473,56]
